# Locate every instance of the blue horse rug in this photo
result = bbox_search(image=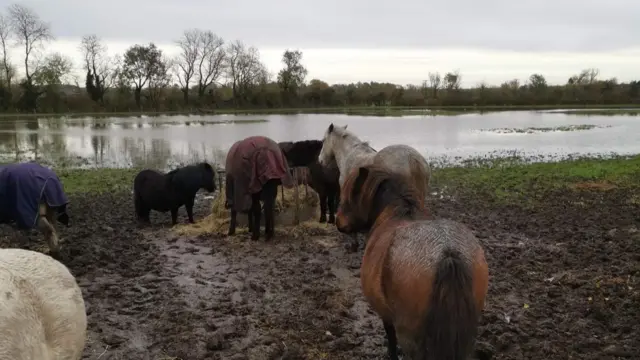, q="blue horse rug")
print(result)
[0,162,69,229]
